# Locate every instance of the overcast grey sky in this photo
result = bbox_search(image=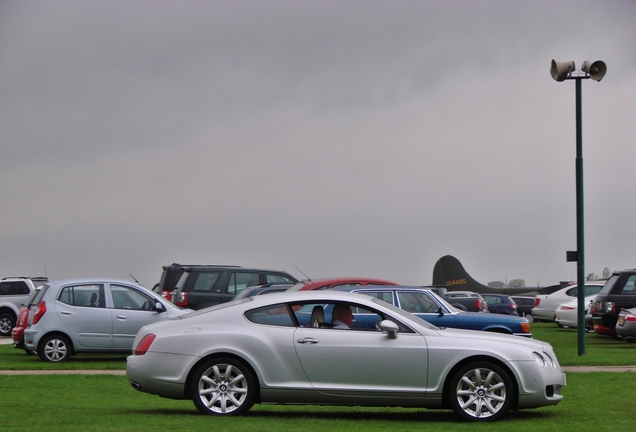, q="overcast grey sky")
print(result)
[1,0,634,289]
